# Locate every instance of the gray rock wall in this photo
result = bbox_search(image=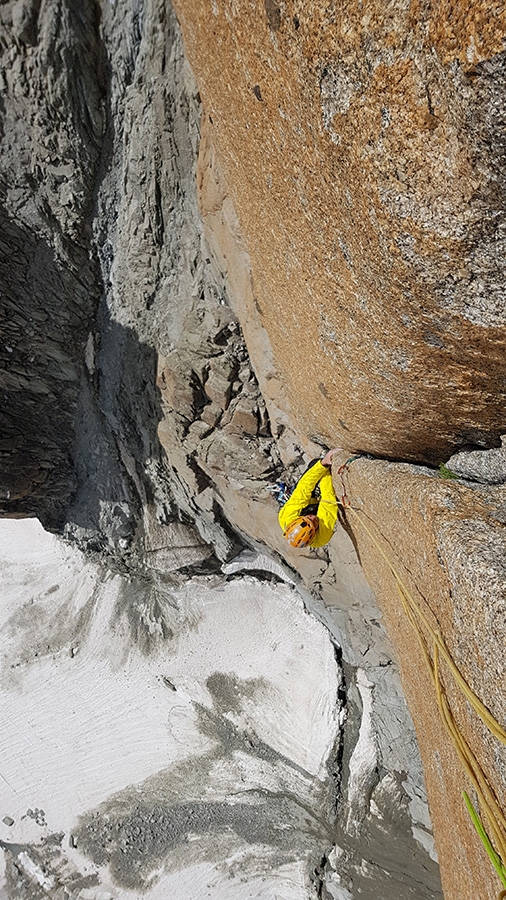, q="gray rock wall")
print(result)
[0,0,104,526]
